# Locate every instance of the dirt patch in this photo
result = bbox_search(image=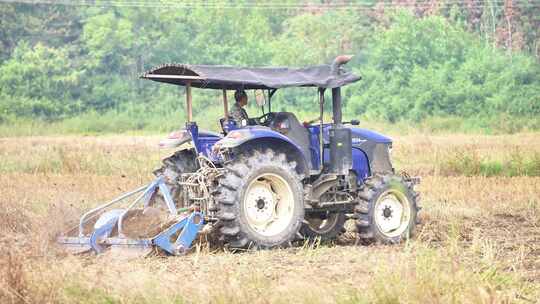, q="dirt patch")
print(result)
[418,207,540,280]
[63,213,99,237]
[62,207,172,239]
[122,207,171,238]
[480,213,540,277]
